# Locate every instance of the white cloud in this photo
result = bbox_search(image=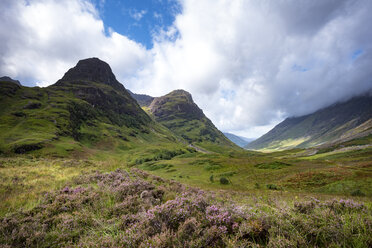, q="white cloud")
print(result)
[131,0,372,138]
[129,9,147,21]
[1,0,372,138]
[0,0,148,87]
